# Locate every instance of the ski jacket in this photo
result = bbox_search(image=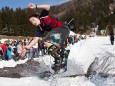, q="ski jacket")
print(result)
[35,9,63,37]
